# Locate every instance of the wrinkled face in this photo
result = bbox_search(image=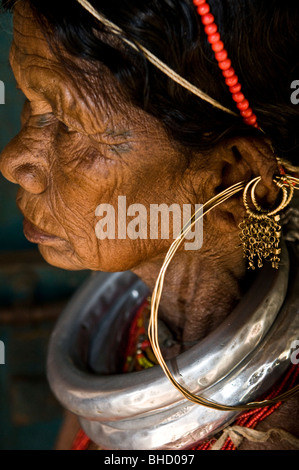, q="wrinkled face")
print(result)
[0,3,206,272]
